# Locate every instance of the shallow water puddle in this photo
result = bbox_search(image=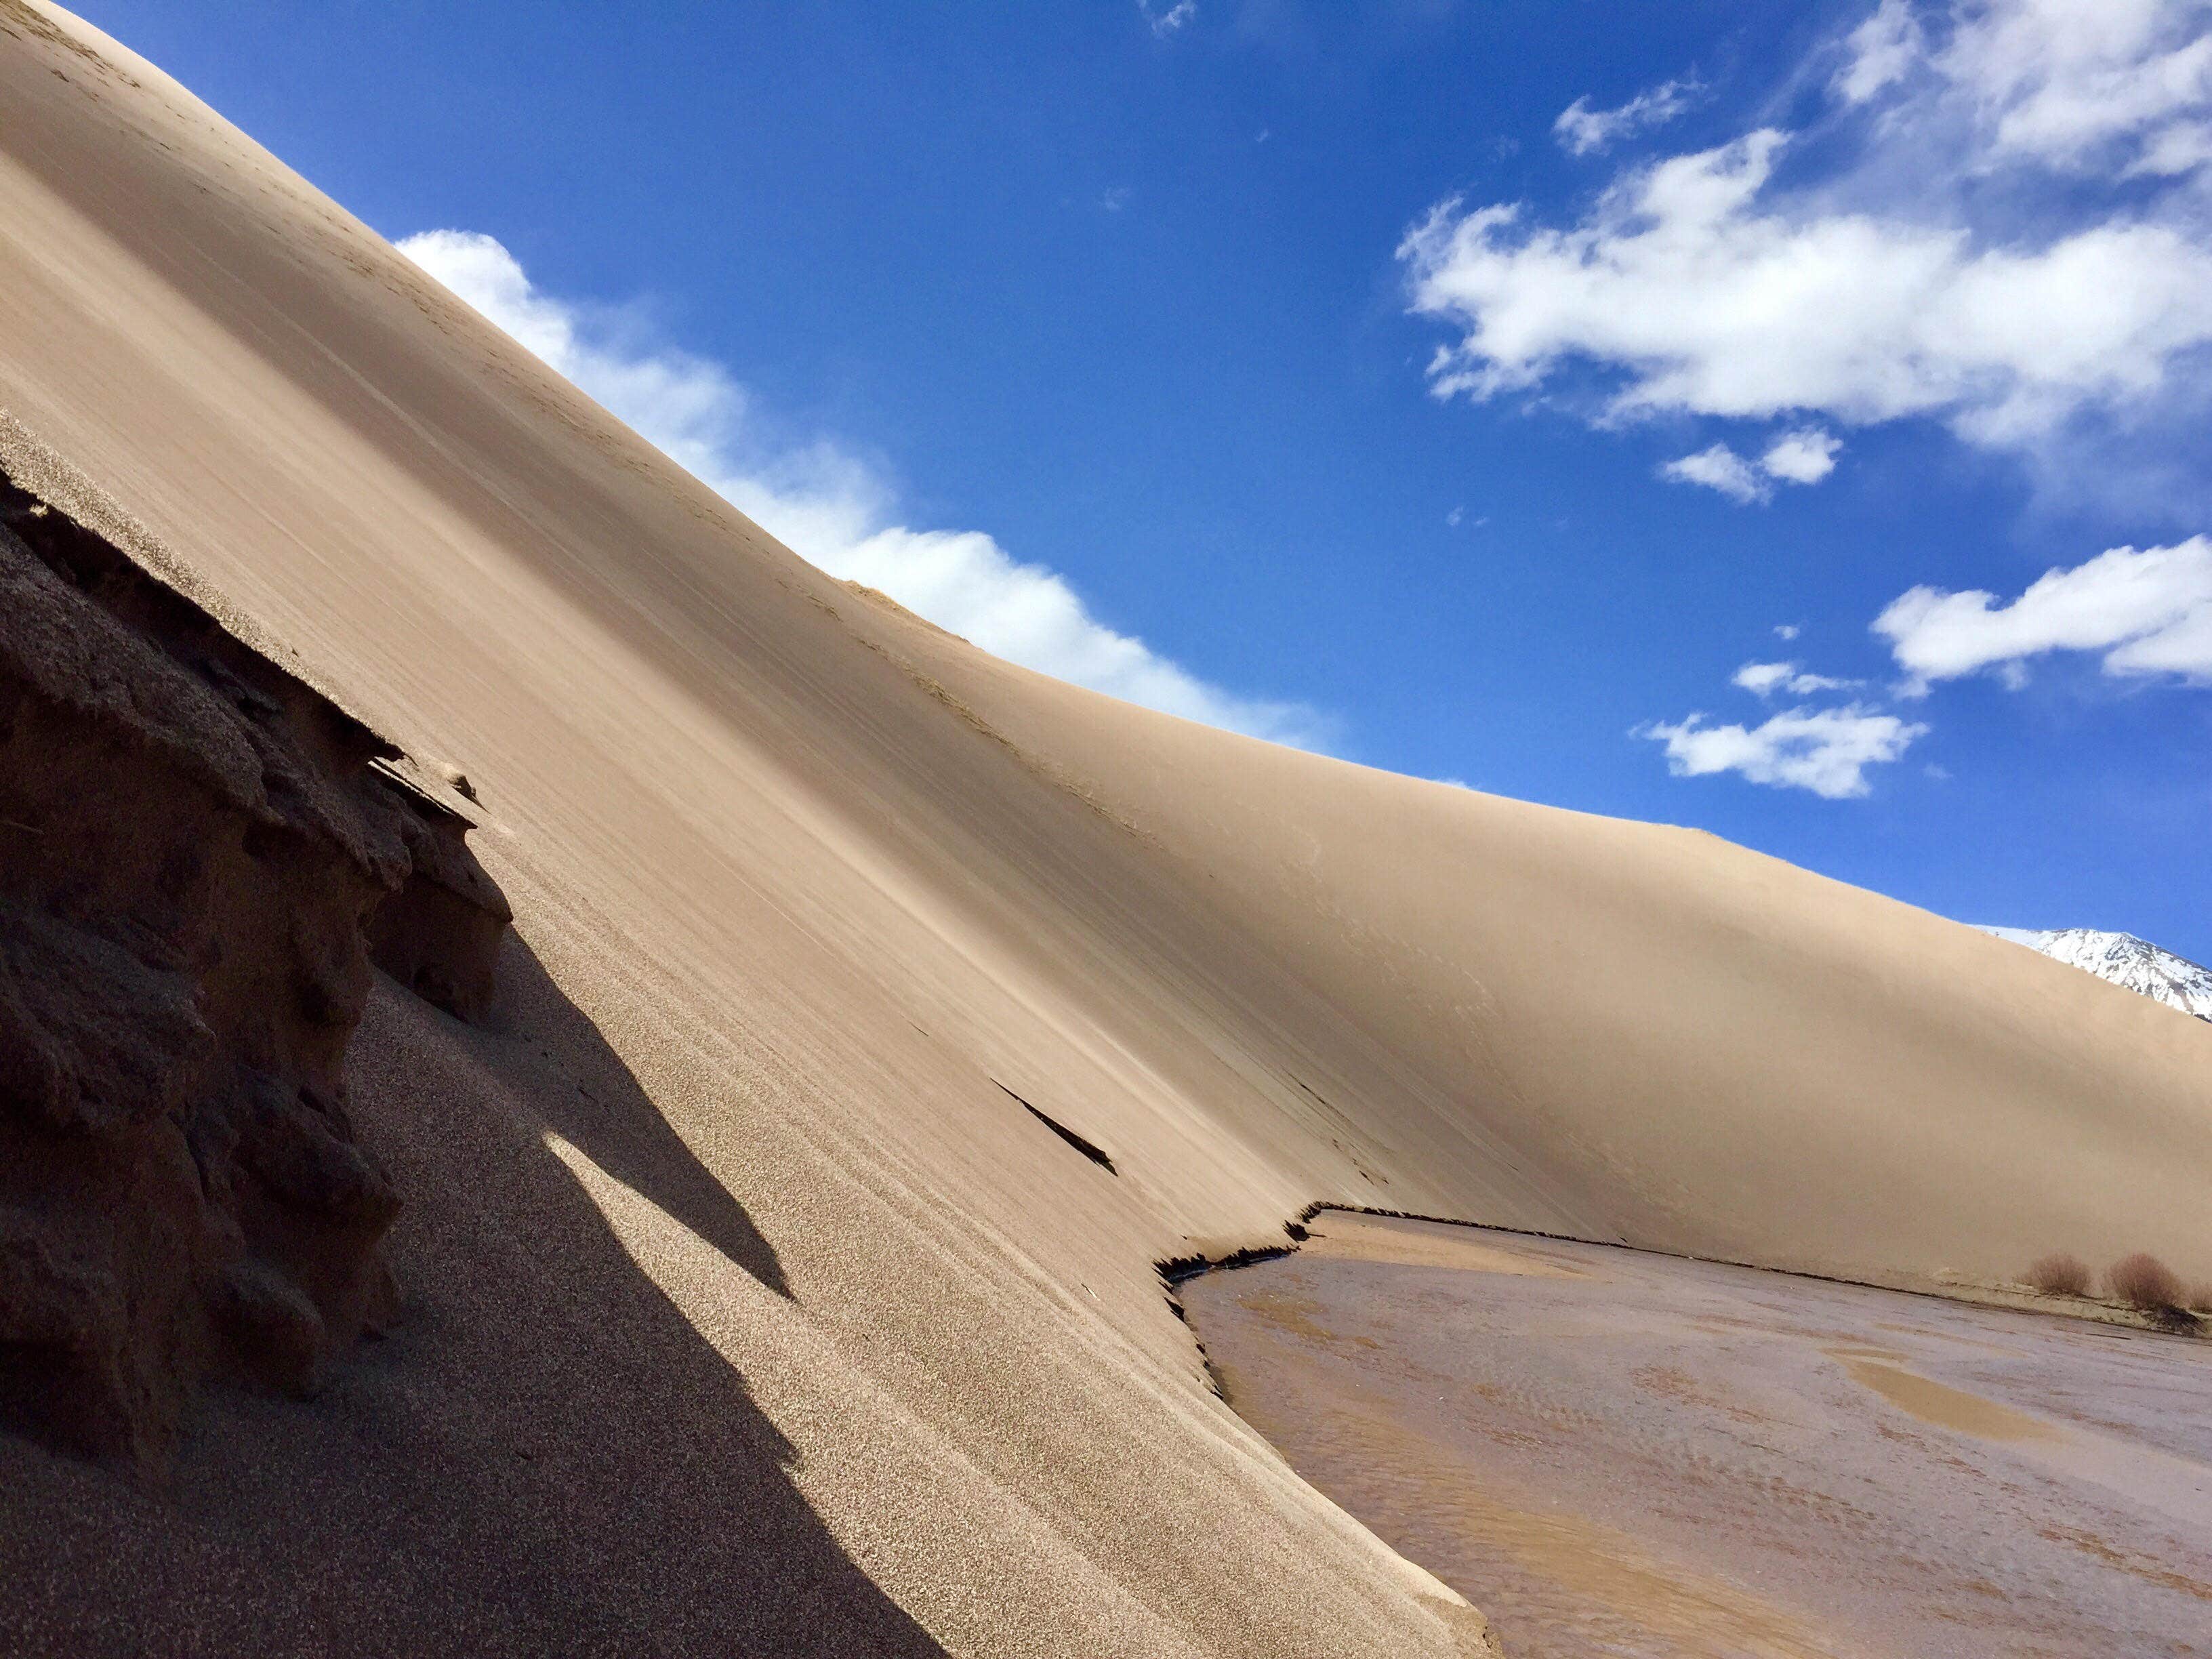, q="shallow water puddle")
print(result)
[1832,1353,2062,1442]
[1184,1211,2212,1659]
